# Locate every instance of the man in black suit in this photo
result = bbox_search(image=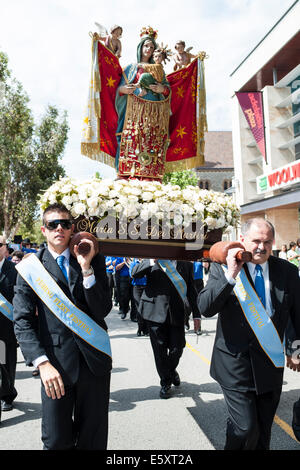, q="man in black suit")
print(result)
[198,218,300,450]
[13,203,112,450]
[131,259,200,399]
[0,236,18,421]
